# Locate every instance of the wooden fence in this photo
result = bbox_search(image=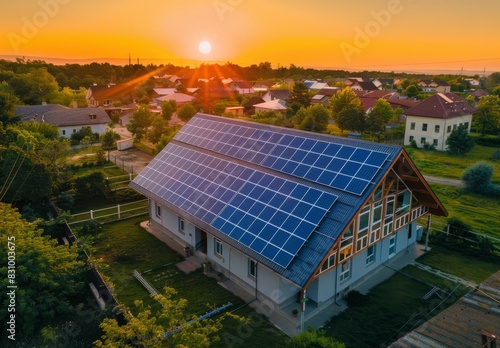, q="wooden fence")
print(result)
[68,199,148,225]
